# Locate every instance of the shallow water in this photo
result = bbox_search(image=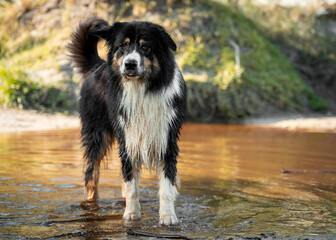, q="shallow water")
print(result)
[0,124,335,239]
